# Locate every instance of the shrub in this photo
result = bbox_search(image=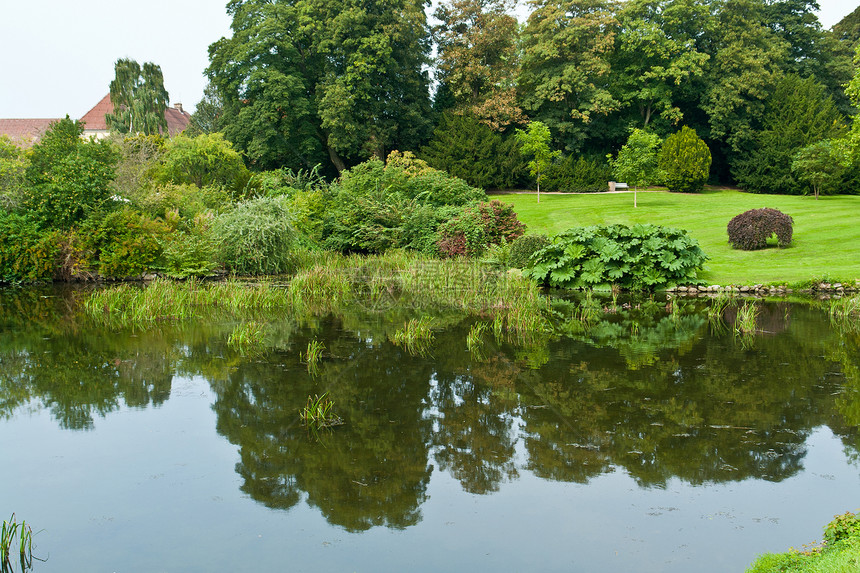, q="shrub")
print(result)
[82,208,171,278]
[135,182,231,222]
[509,234,550,269]
[823,512,860,547]
[321,154,485,254]
[211,196,296,275]
[0,212,58,283]
[659,126,711,193]
[0,135,29,210]
[727,208,793,250]
[543,154,613,193]
[525,224,708,290]
[437,200,526,258]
